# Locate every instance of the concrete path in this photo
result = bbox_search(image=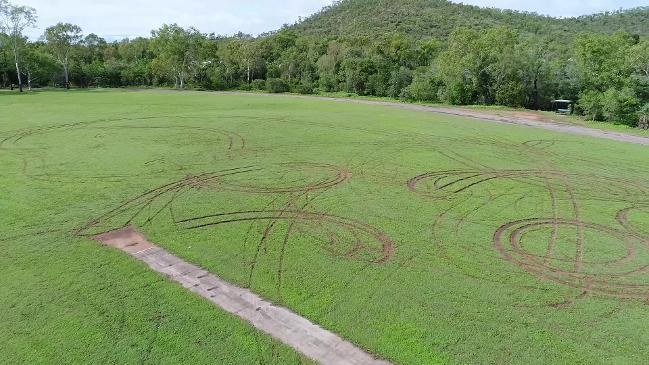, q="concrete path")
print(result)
[216,92,649,146]
[93,226,390,365]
